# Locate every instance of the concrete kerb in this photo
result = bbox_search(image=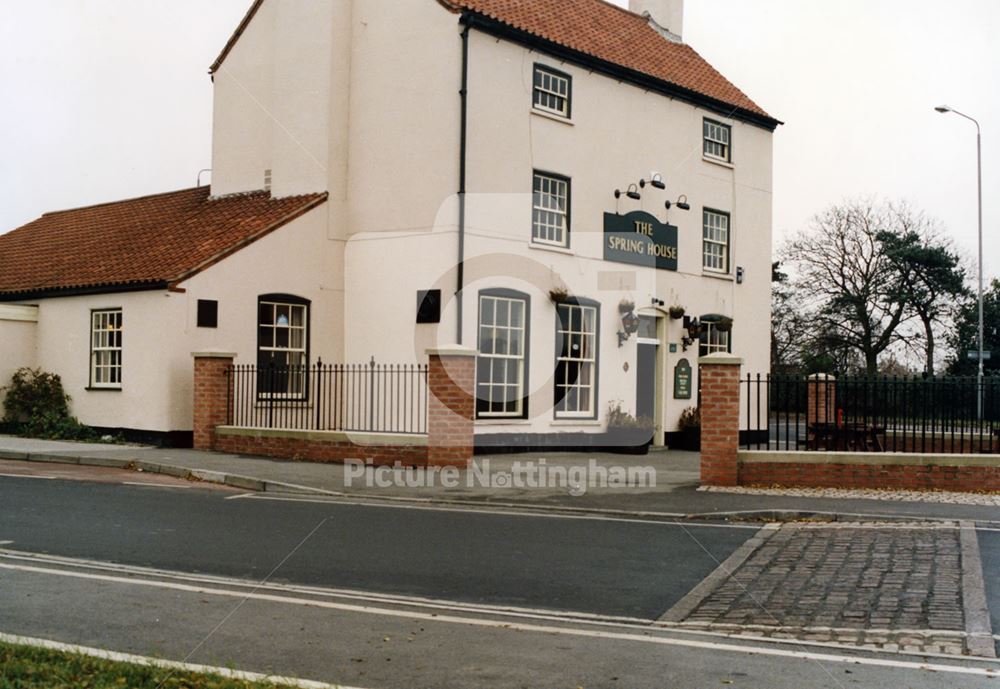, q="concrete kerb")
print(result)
[960,520,997,658]
[0,450,318,497]
[685,508,1000,530]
